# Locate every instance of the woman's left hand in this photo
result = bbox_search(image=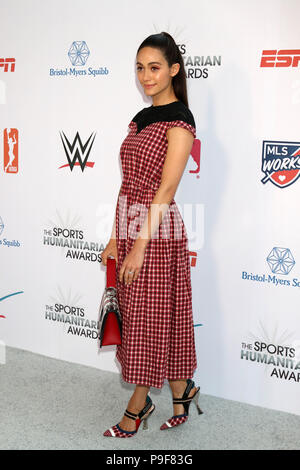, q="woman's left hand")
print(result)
[119,244,146,285]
